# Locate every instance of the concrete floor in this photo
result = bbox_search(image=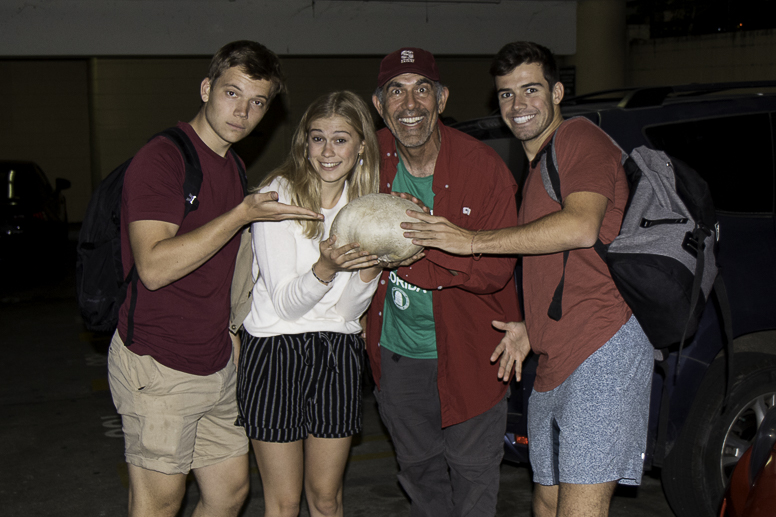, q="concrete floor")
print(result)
[0,249,676,516]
